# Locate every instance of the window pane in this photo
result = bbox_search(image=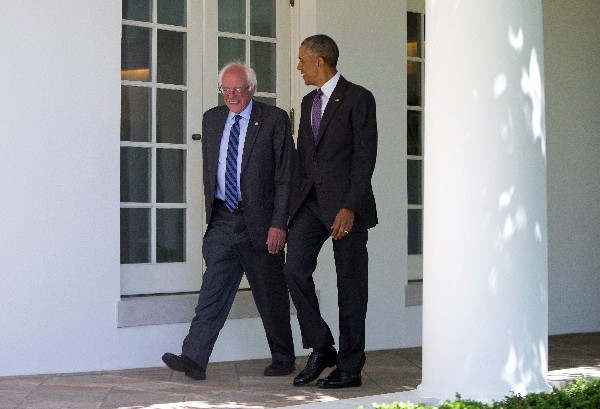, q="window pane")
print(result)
[219,0,245,34]
[122,0,151,22]
[121,208,150,264]
[254,96,276,106]
[121,86,151,142]
[408,209,423,255]
[219,37,245,70]
[121,26,151,81]
[157,89,185,144]
[407,12,421,57]
[158,0,186,26]
[157,209,186,263]
[121,147,151,203]
[407,61,422,106]
[157,148,185,203]
[157,30,186,85]
[407,110,422,156]
[250,0,276,38]
[251,41,276,93]
[407,159,422,205]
